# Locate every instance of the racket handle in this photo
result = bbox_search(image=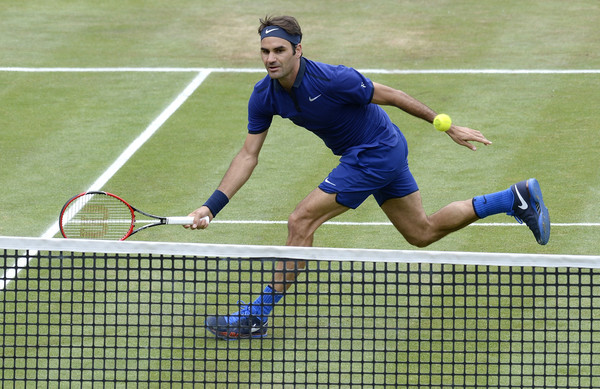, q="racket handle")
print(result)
[166,216,209,225]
